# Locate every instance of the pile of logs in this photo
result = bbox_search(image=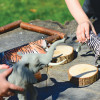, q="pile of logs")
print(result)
[0,20,66,81]
[0,20,65,43]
